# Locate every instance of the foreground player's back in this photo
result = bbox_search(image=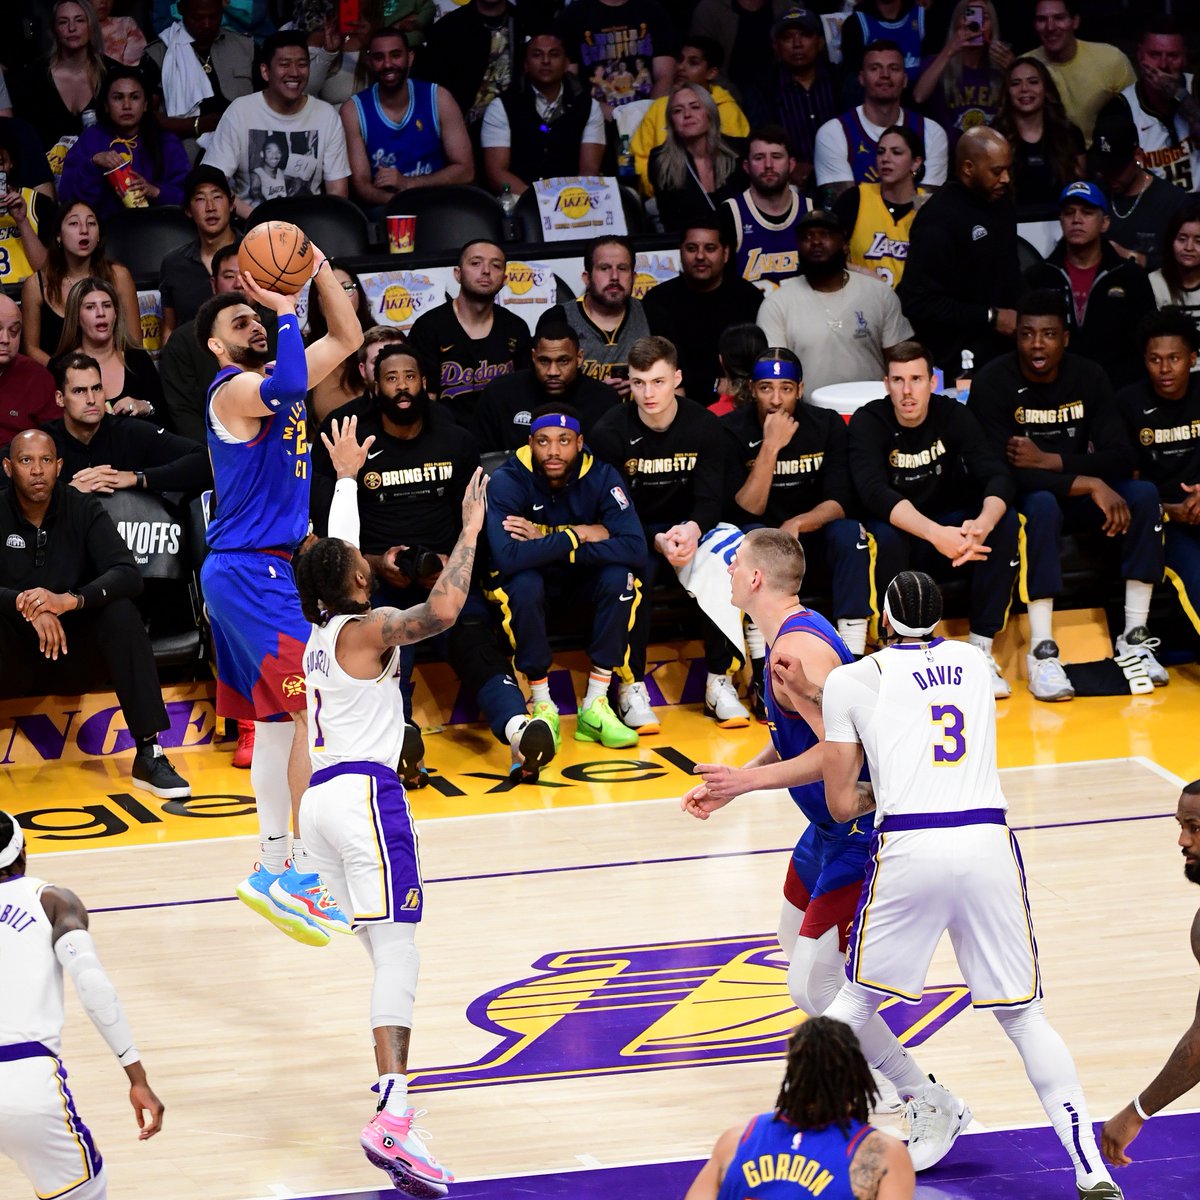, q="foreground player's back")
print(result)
[0,875,63,1052]
[862,637,1007,820]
